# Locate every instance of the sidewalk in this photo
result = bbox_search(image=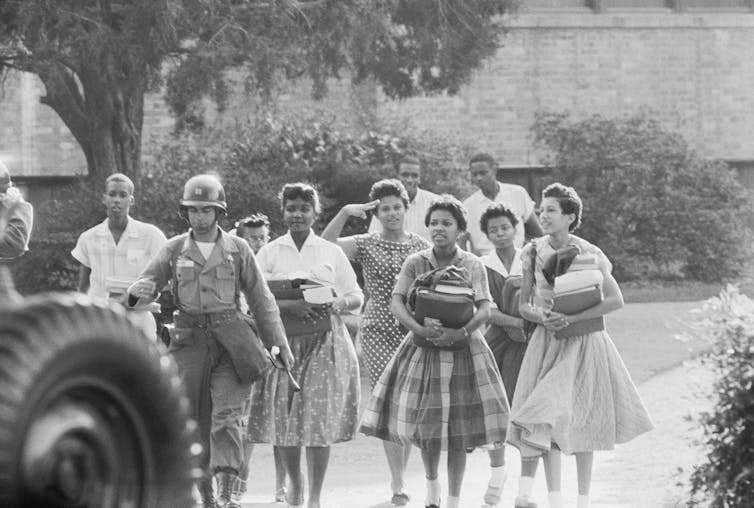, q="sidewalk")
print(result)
[238,361,711,508]
[237,302,712,507]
